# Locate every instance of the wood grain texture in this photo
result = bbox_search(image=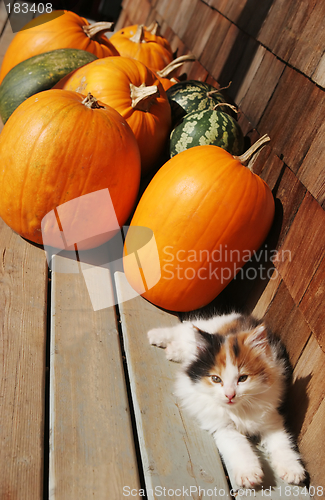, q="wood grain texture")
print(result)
[299,396,325,492]
[116,272,311,499]
[234,43,265,105]
[299,255,325,351]
[182,0,219,59]
[115,272,232,498]
[289,333,325,490]
[262,281,311,367]
[200,12,232,76]
[258,0,317,63]
[288,0,325,77]
[238,50,284,127]
[0,221,48,500]
[259,67,325,173]
[275,192,325,306]
[312,51,325,87]
[297,118,325,205]
[49,255,141,500]
[260,162,307,249]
